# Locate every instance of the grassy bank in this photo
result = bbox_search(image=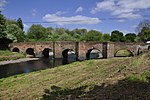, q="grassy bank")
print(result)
[0,52,150,99]
[0,50,26,61]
